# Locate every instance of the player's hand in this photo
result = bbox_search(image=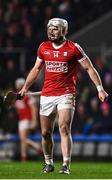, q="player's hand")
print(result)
[19,87,27,96]
[98,90,109,102]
